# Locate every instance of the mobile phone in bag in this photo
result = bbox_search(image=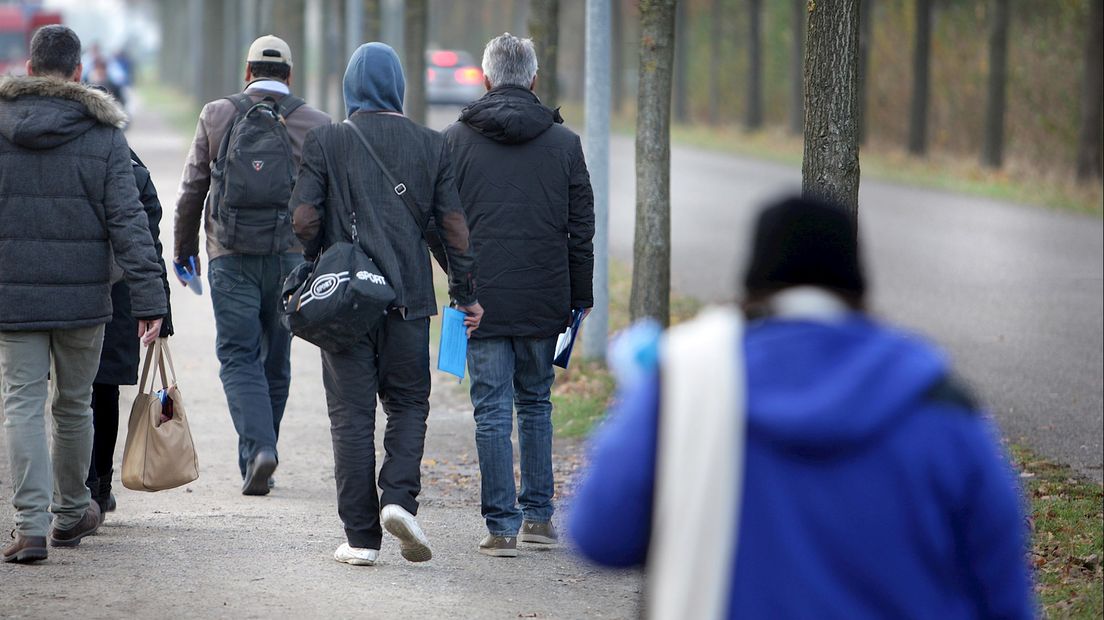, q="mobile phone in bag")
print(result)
[156,388,175,424]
